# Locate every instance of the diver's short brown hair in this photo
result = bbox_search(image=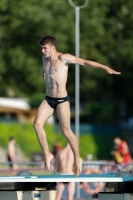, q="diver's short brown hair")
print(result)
[39,35,56,47]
